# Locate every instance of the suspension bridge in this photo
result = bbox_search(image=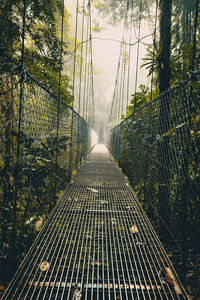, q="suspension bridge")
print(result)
[0,0,200,299]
